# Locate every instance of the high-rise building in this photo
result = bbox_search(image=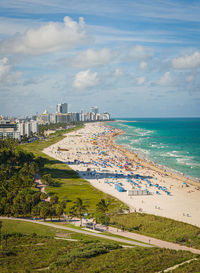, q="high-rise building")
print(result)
[30,121,38,134]
[91,106,99,114]
[56,104,62,113]
[18,122,25,136]
[37,110,50,124]
[56,103,68,114]
[25,122,31,137]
